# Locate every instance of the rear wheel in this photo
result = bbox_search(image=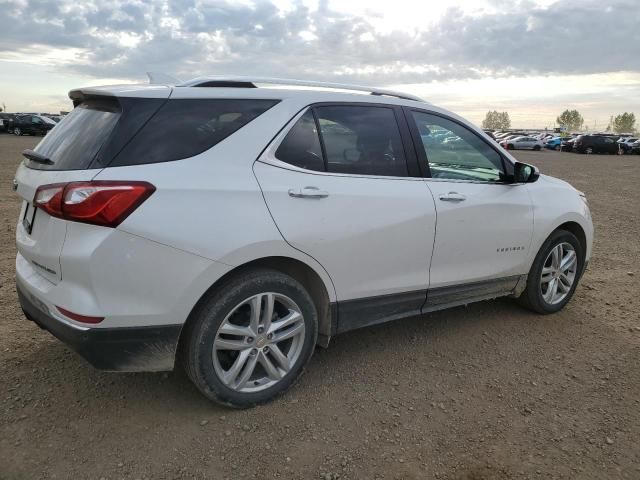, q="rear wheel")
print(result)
[182,269,318,408]
[533,145,541,151]
[554,145,560,151]
[507,144,514,150]
[13,127,21,136]
[518,230,584,314]
[585,147,593,154]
